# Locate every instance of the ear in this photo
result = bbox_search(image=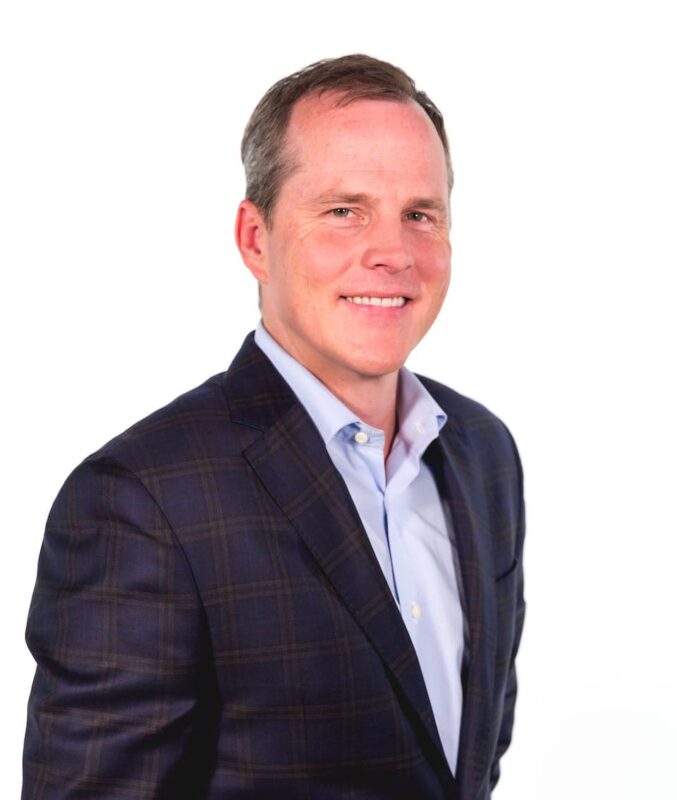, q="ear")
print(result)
[234,199,270,283]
